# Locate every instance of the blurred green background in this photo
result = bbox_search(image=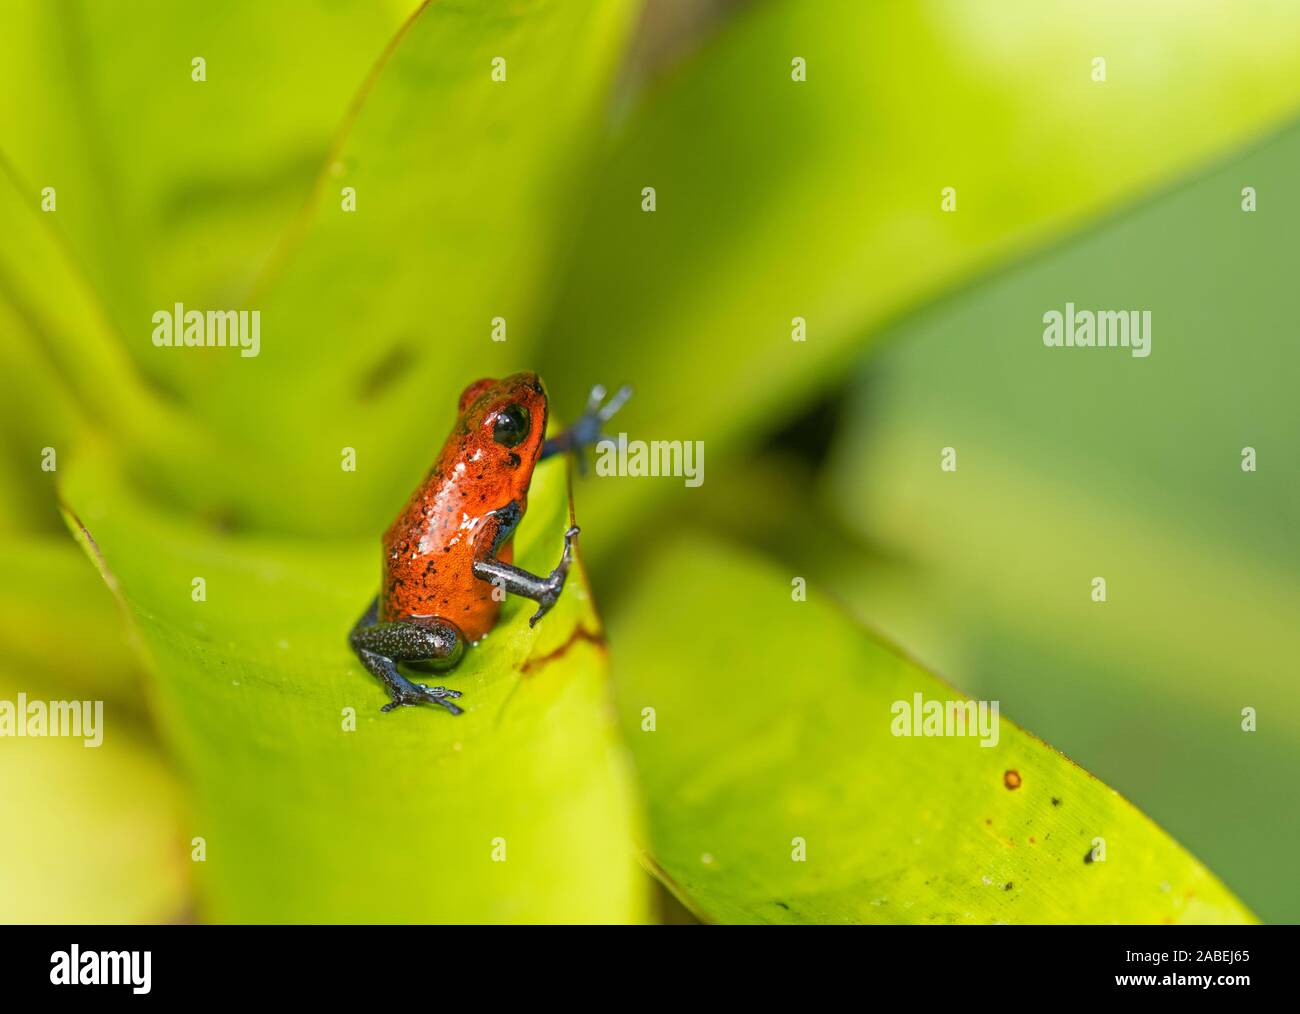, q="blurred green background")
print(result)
[825,120,1300,923]
[1,0,1297,923]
